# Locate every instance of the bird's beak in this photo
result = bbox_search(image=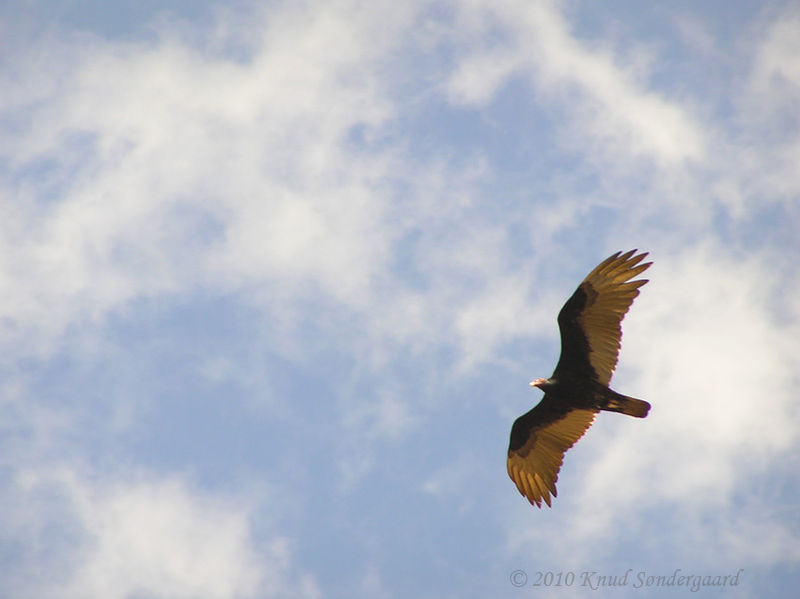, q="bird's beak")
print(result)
[529,378,544,387]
